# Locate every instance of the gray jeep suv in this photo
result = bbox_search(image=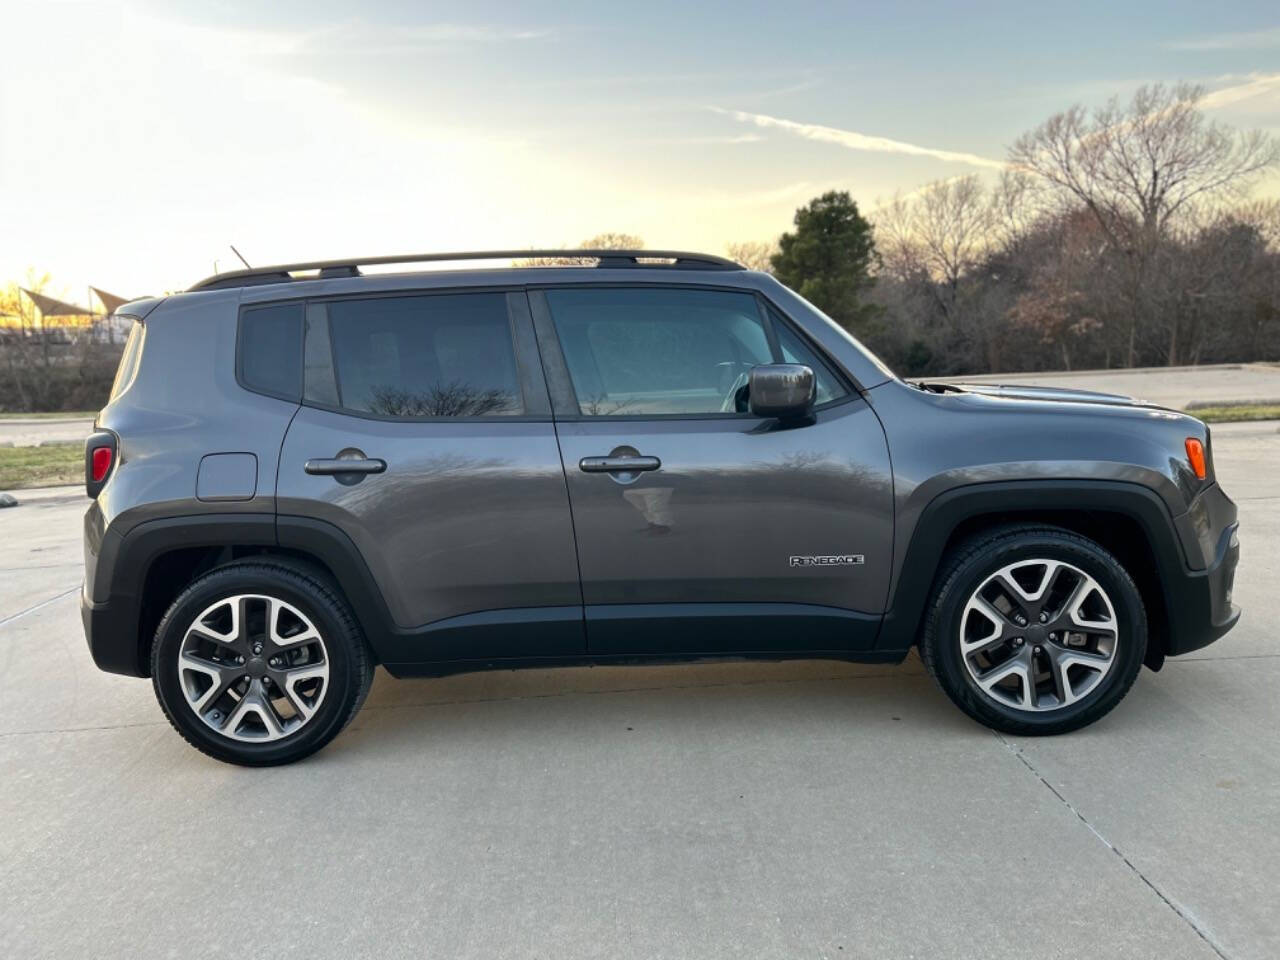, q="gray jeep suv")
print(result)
[81,250,1241,765]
